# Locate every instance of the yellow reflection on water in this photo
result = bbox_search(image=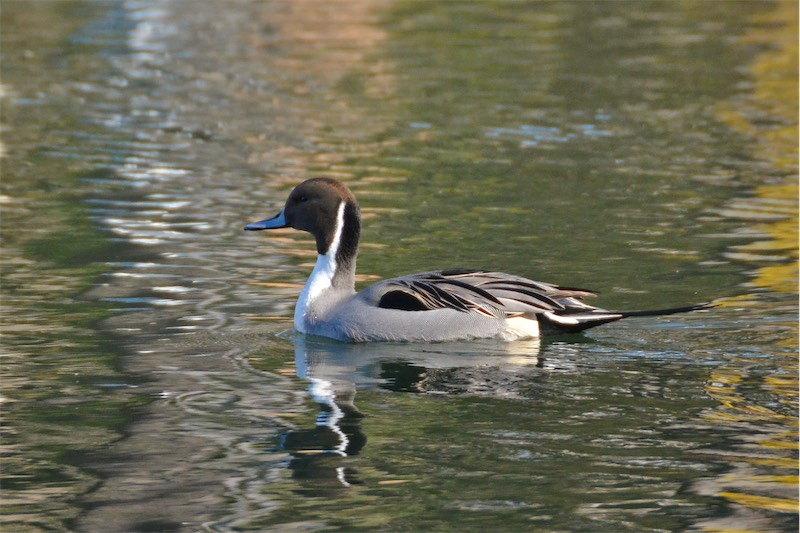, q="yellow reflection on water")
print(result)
[705,0,799,524]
